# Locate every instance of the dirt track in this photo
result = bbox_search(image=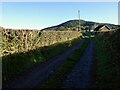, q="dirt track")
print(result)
[5,39,85,88]
[62,39,94,88]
